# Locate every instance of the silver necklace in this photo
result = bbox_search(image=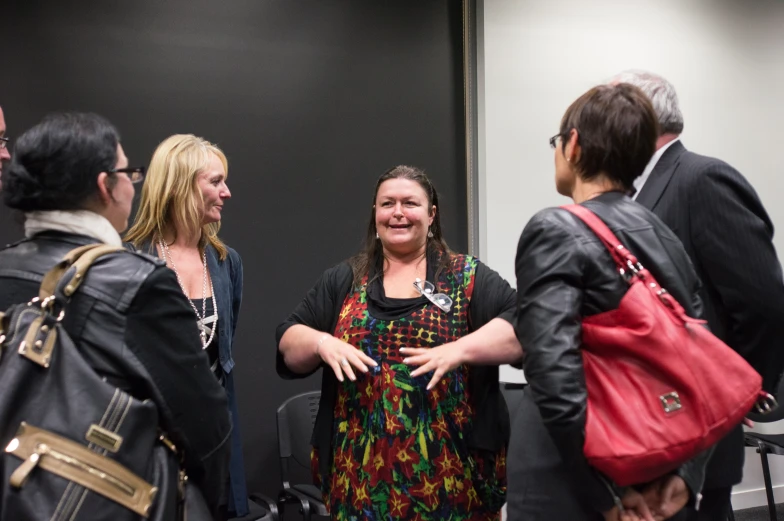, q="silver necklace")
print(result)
[158,239,217,349]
